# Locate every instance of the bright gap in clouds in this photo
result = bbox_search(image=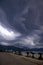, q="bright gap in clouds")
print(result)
[0,25,14,36]
[0,24,21,40]
[20,36,37,47]
[23,37,35,46]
